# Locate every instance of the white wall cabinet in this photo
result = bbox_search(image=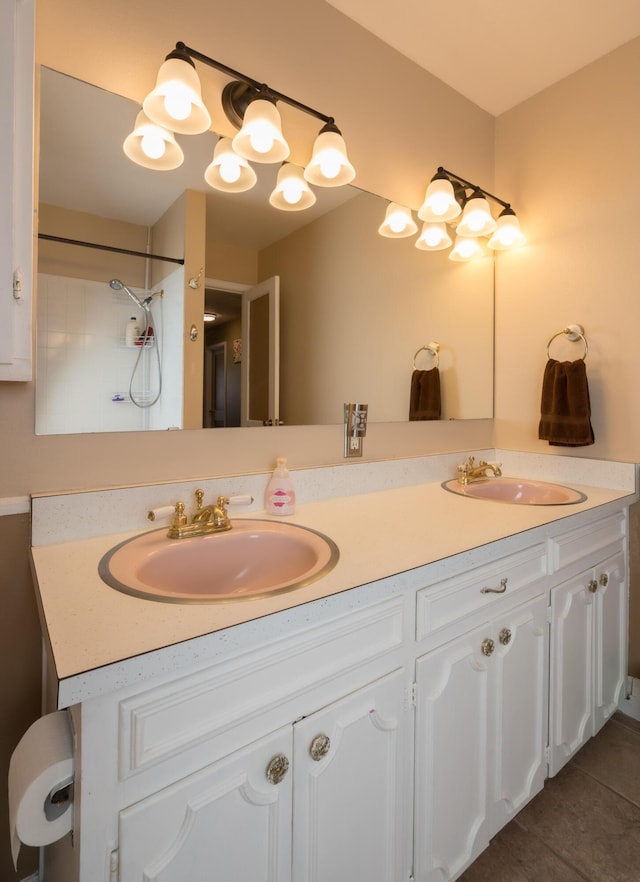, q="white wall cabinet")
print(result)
[117,669,408,882]
[0,0,34,381]
[548,549,626,776]
[414,592,548,882]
